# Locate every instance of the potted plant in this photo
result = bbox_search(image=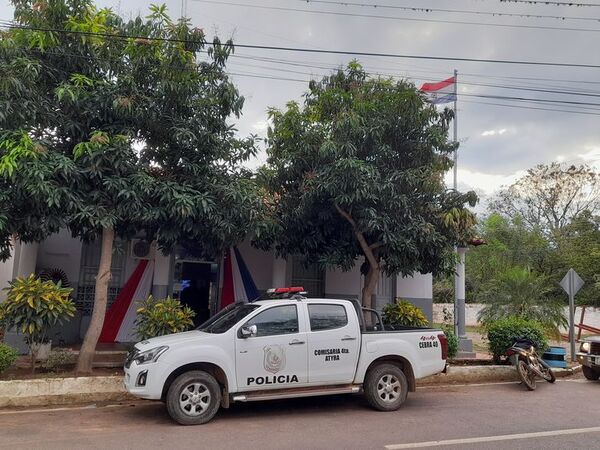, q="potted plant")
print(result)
[135,296,195,340]
[0,274,76,373]
[382,299,429,329]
